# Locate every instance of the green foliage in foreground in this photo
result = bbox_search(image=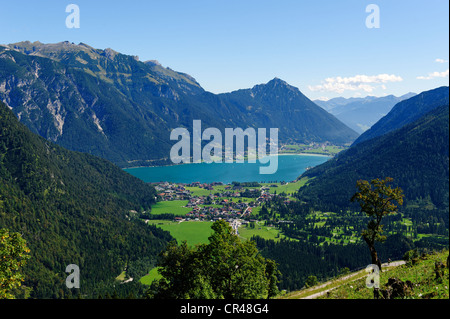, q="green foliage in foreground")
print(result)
[146,220,280,299]
[0,229,30,299]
